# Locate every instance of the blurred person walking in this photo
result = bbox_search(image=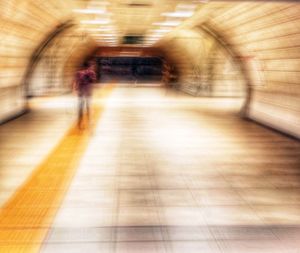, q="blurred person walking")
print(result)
[162,61,171,86]
[73,60,96,129]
